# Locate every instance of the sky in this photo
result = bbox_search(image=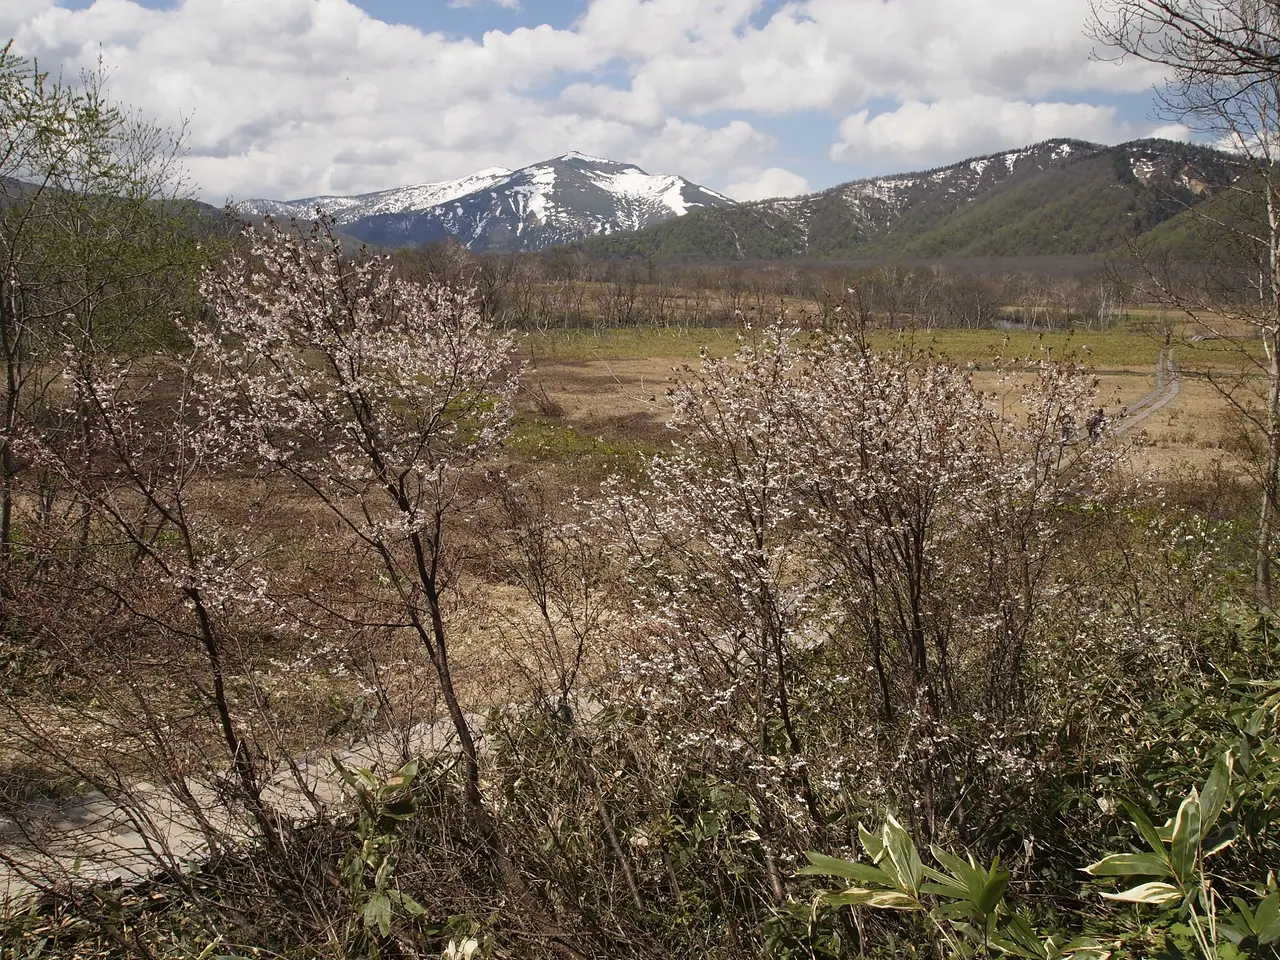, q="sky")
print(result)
[1,0,1186,204]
